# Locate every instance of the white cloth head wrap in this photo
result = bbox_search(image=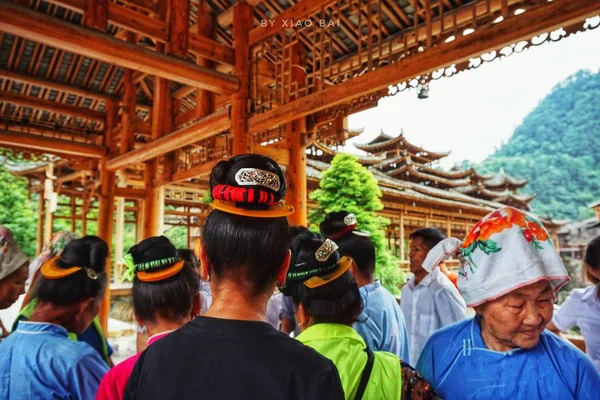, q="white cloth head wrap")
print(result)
[423,207,569,307]
[0,226,28,281]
